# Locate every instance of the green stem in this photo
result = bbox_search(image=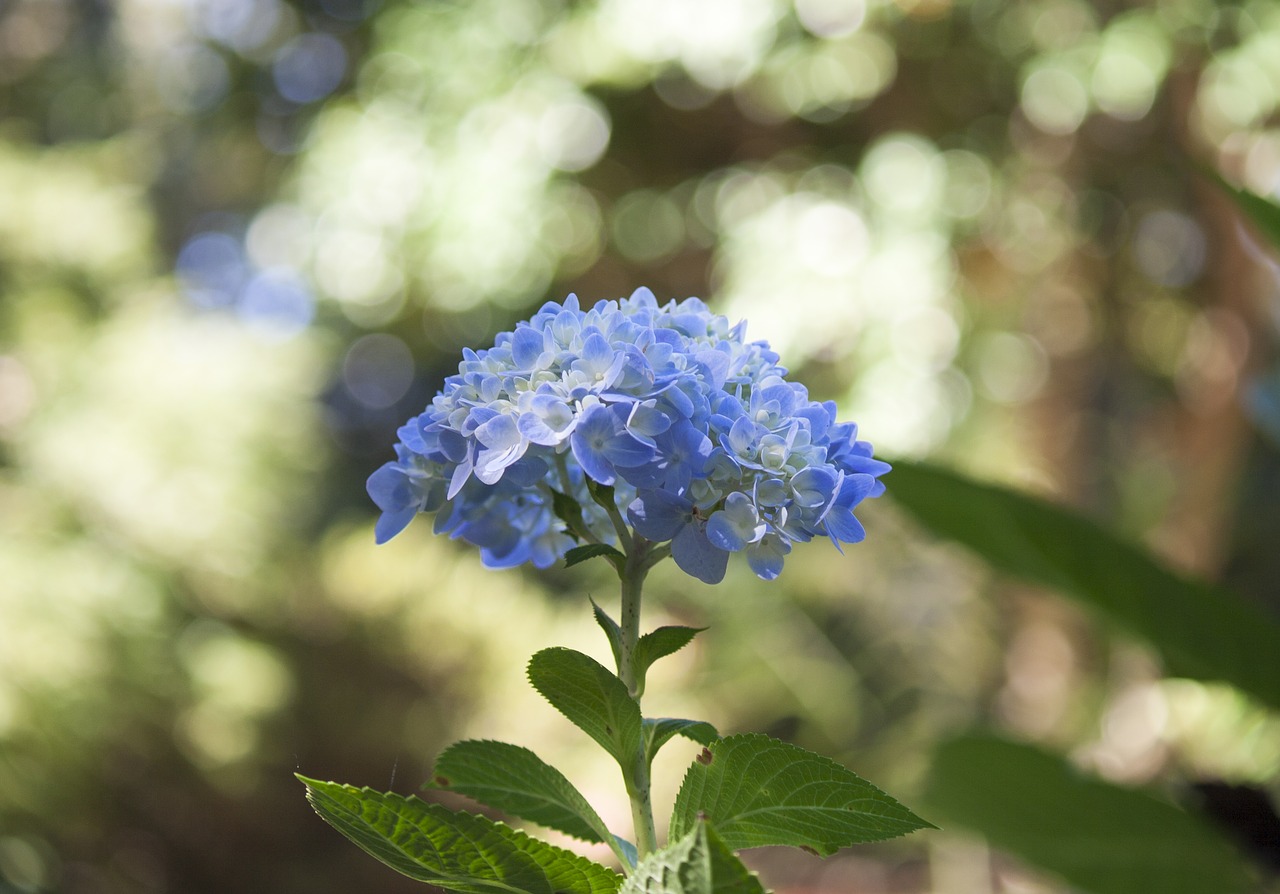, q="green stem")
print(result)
[619,539,658,858]
[597,489,634,553]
